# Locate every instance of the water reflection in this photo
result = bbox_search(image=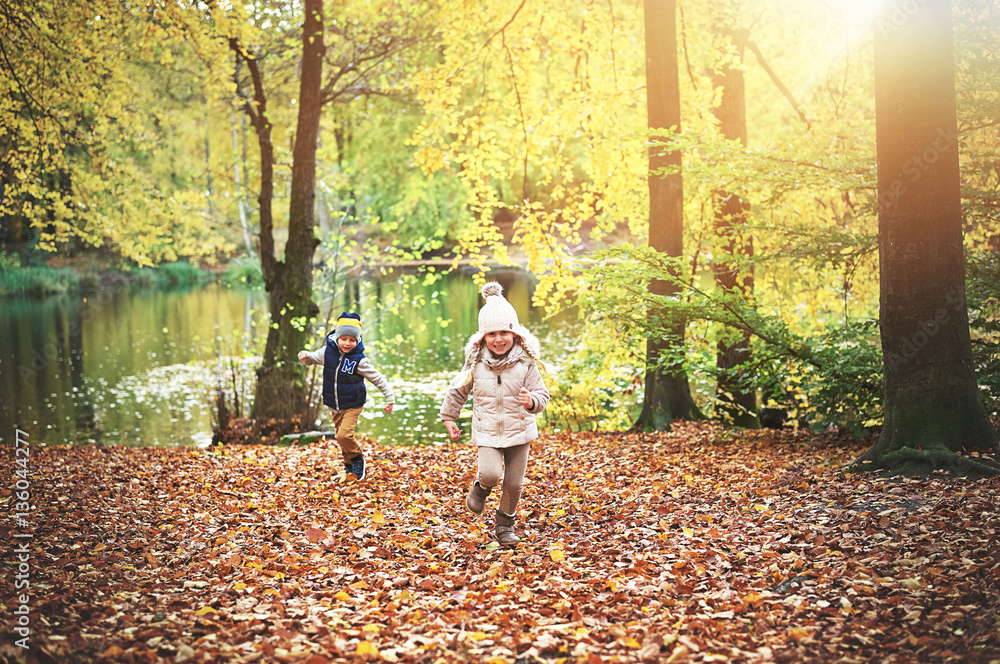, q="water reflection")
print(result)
[1,284,269,447]
[0,271,564,447]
